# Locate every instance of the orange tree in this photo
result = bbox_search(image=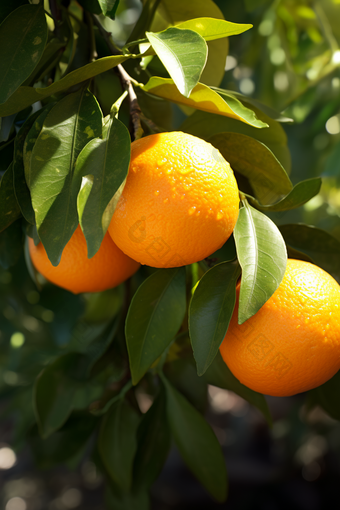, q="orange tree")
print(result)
[0,0,340,507]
